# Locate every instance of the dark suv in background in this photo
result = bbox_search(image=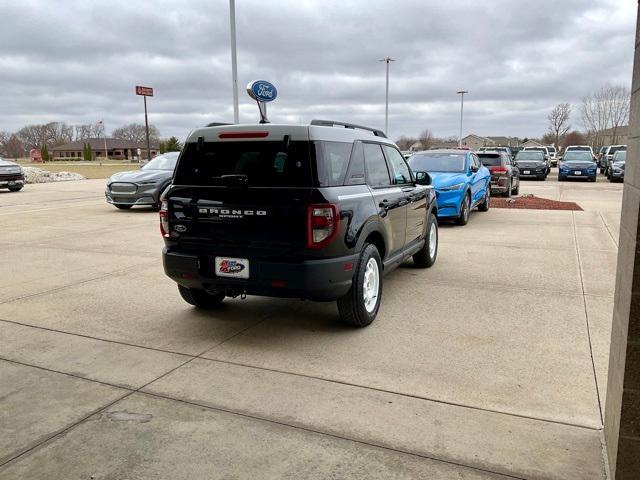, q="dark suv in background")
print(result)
[478,151,520,196]
[514,150,548,180]
[161,121,439,327]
